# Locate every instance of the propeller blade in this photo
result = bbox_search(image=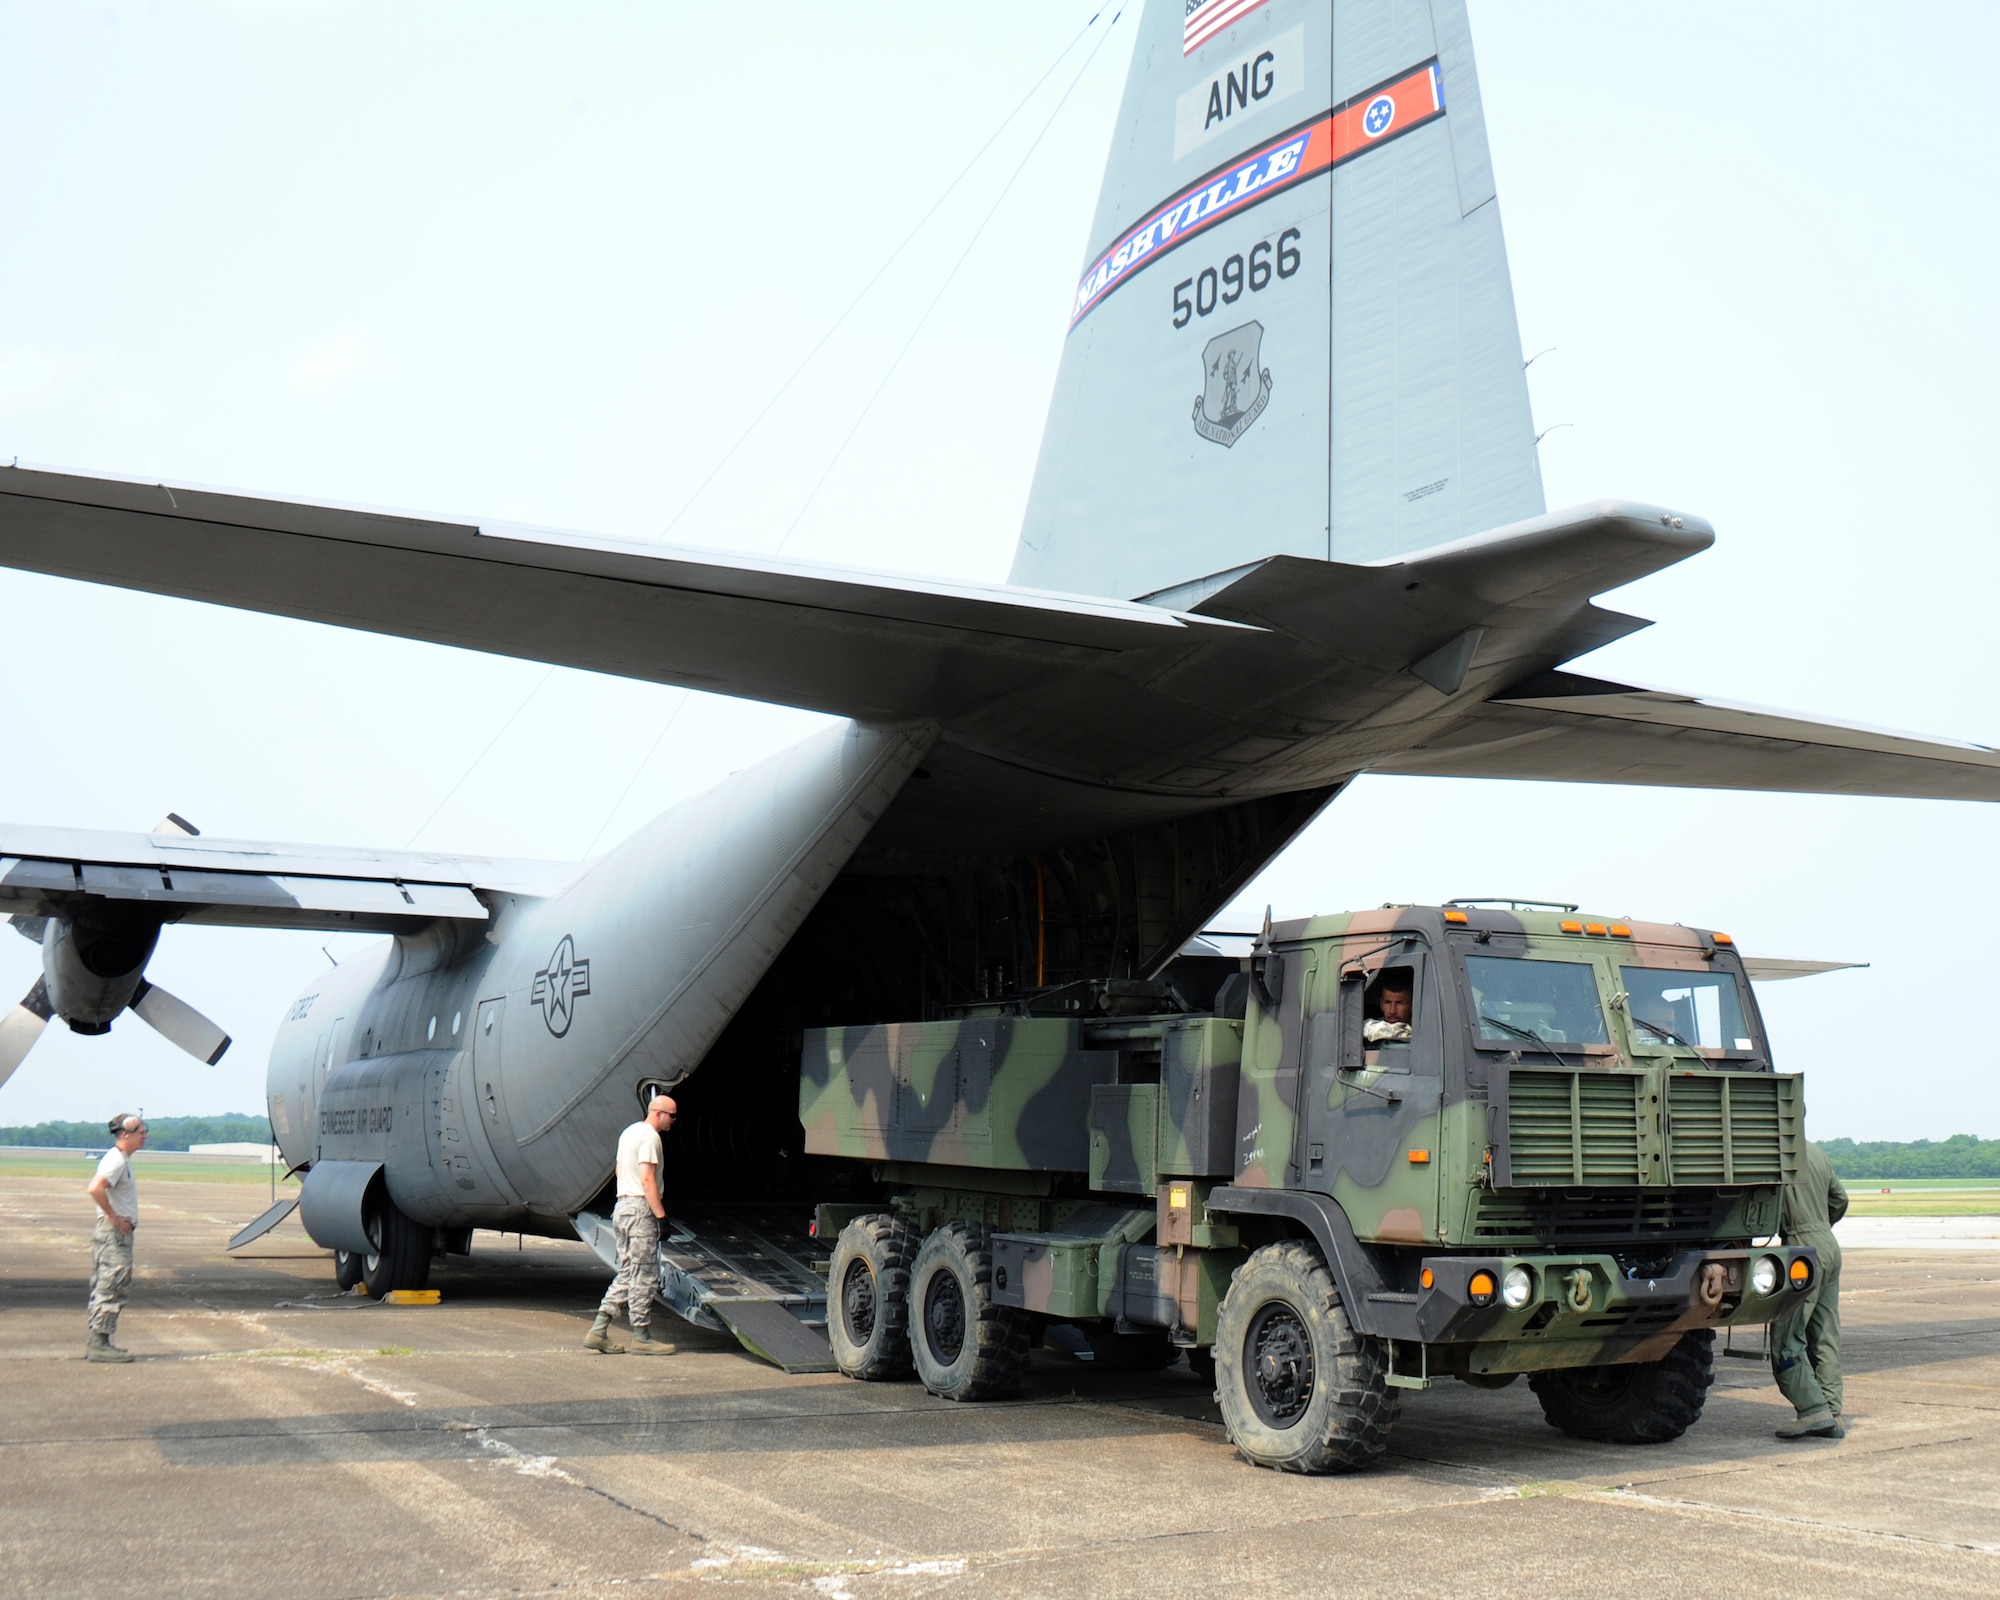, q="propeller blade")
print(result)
[0,978,54,1091]
[130,979,231,1065]
[8,914,47,944]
